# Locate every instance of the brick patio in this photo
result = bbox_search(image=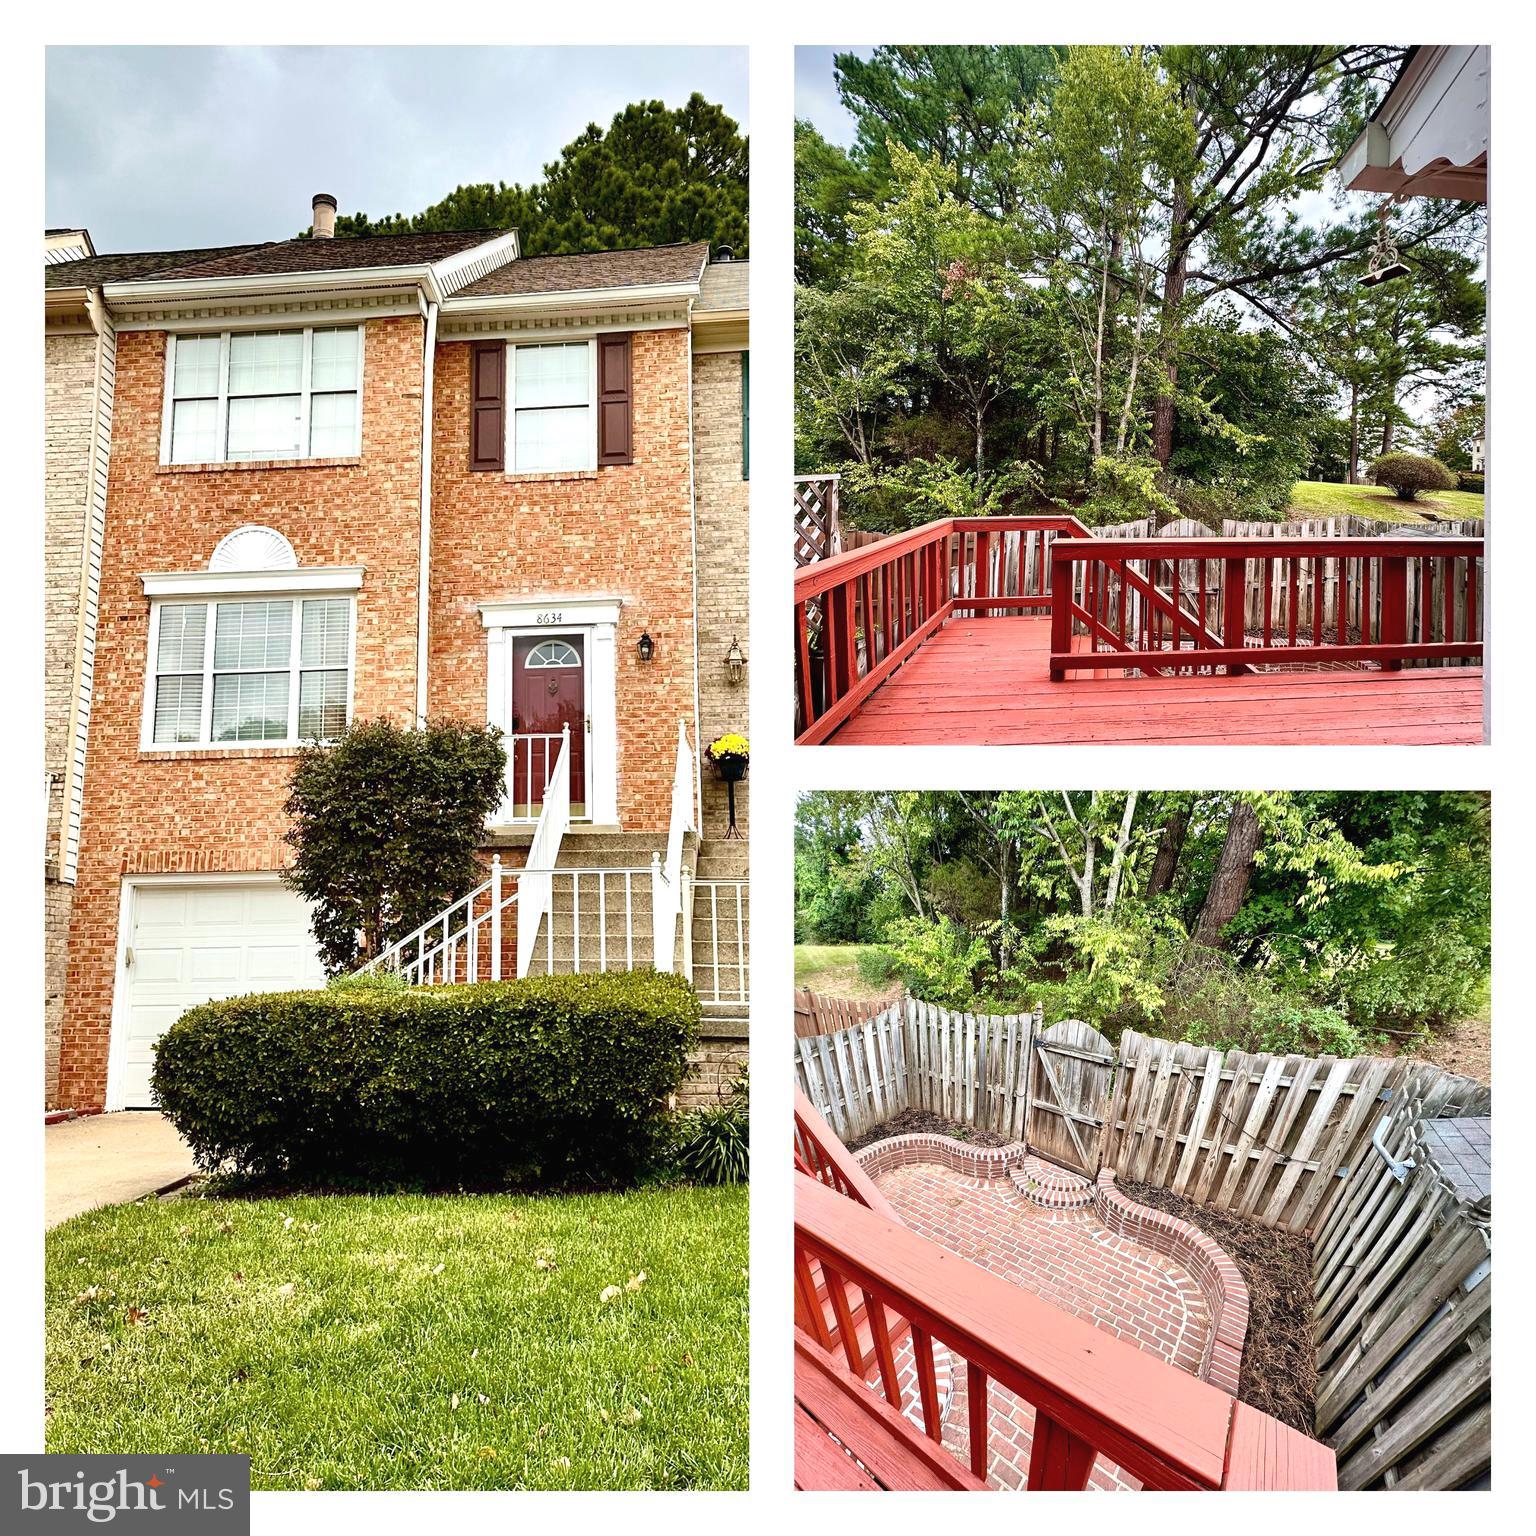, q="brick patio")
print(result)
[871,1157,1215,1491]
